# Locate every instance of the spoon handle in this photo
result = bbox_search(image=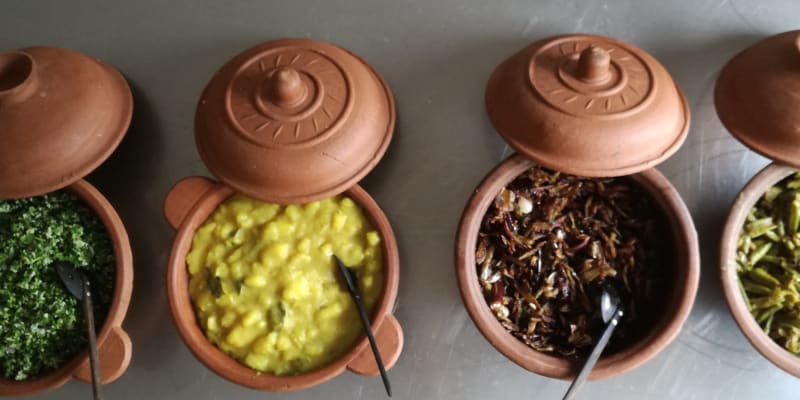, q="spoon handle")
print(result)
[562,307,624,400]
[334,255,392,397]
[82,280,103,400]
[353,295,392,397]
